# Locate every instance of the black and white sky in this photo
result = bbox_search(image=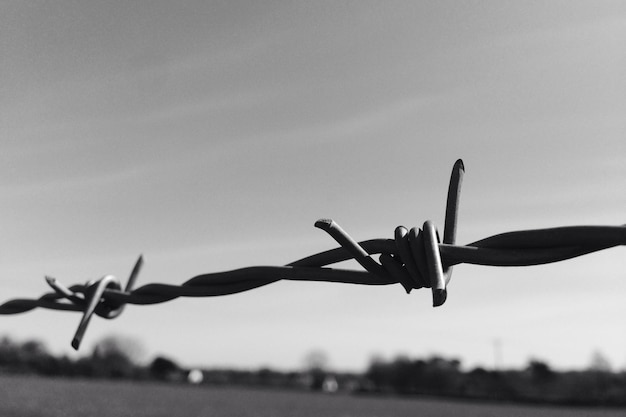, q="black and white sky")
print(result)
[1,1,625,371]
